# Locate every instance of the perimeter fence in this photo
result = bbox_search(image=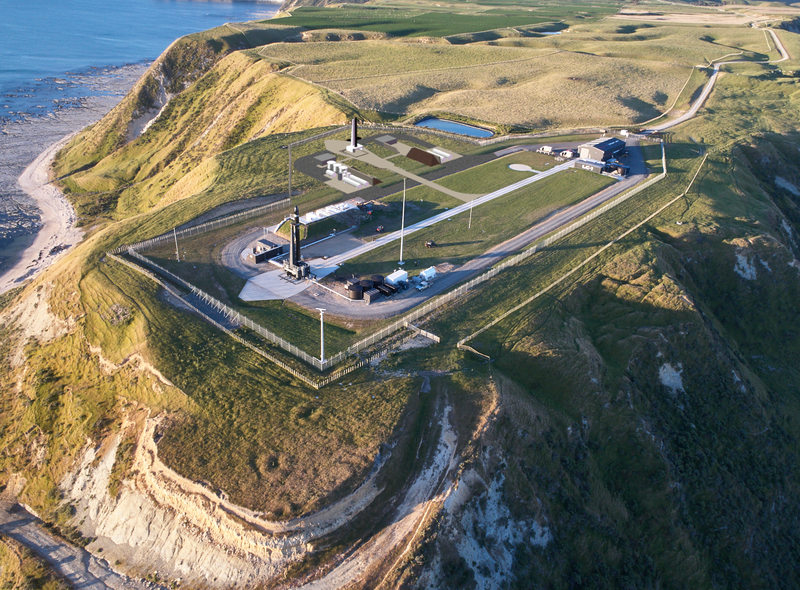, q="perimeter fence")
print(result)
[111,198,292,255]
[109,125,666,384]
